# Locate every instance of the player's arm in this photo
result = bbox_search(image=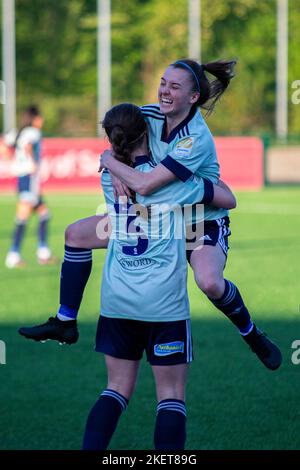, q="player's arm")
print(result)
[212,180,236,209]
[24,143,37,172]
[100,150,176,196]
[0,142,12,159]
